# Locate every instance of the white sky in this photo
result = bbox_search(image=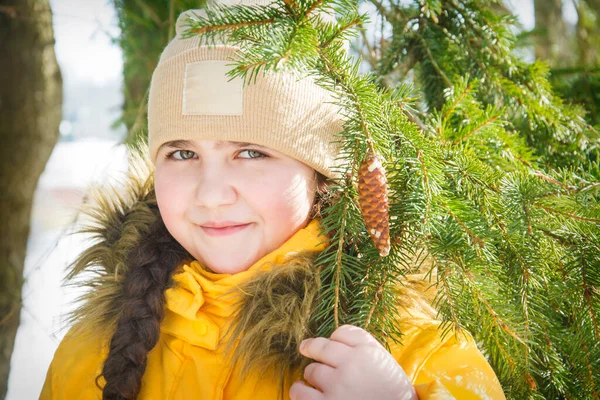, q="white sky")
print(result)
[50,0,123,85]
[506,0,578,29]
